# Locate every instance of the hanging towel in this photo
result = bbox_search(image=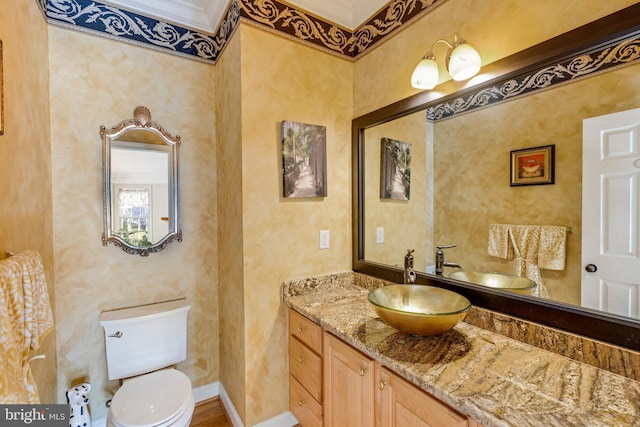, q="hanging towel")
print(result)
[488,224,512,259]
[488,224,563,298]
[538,225,568,271]
[0,251,53,403]
[506,225,548,298]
